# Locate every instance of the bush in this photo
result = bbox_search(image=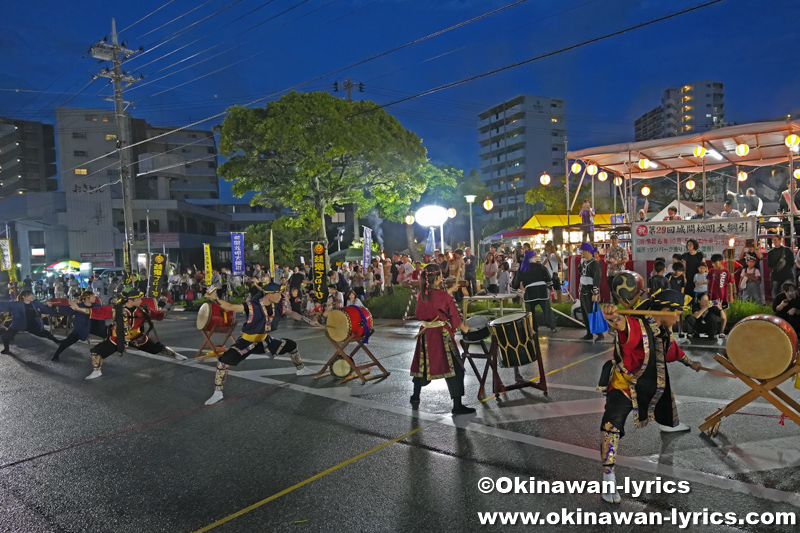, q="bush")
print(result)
[366,287,416,319]
[724,299,774,331]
